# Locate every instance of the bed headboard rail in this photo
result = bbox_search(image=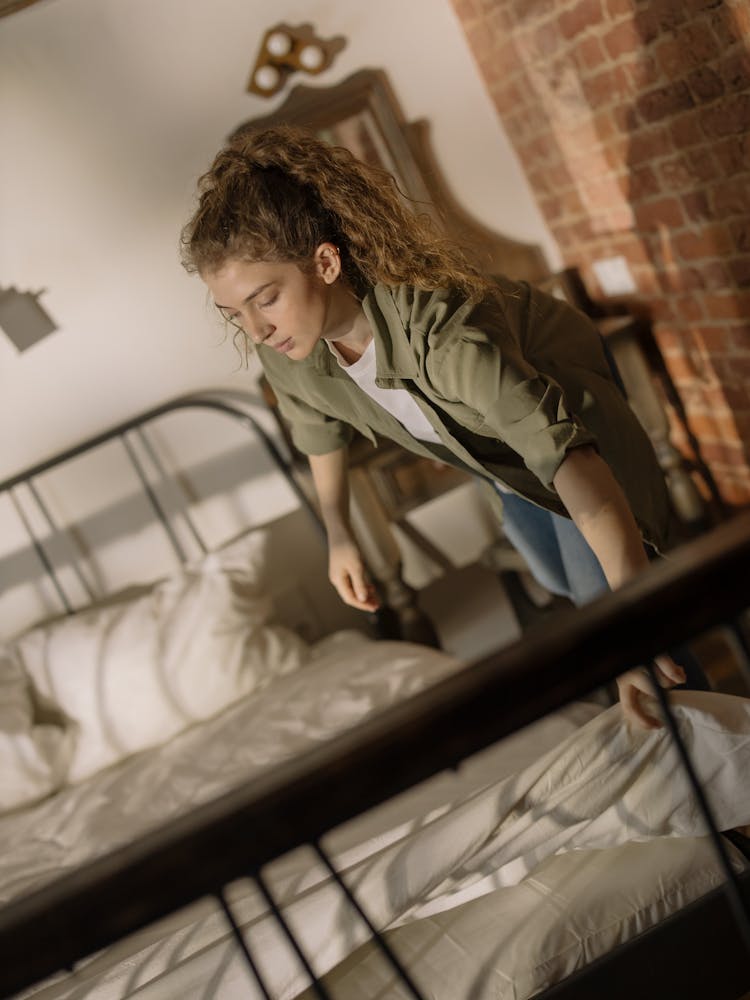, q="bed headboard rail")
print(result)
[0,391,321,621]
